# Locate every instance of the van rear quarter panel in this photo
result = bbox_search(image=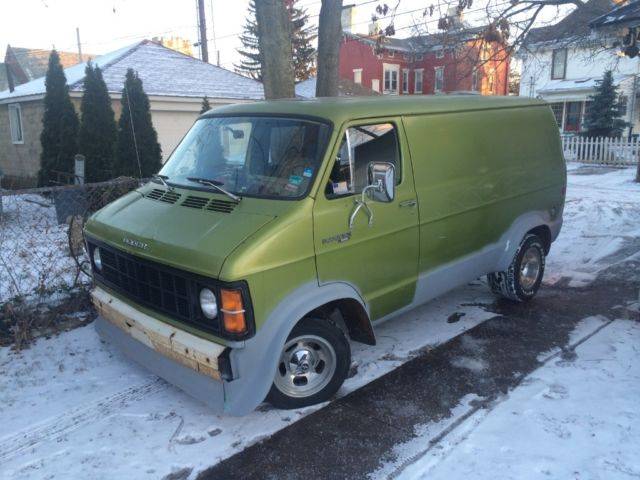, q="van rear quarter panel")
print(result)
[402,105,565,275]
